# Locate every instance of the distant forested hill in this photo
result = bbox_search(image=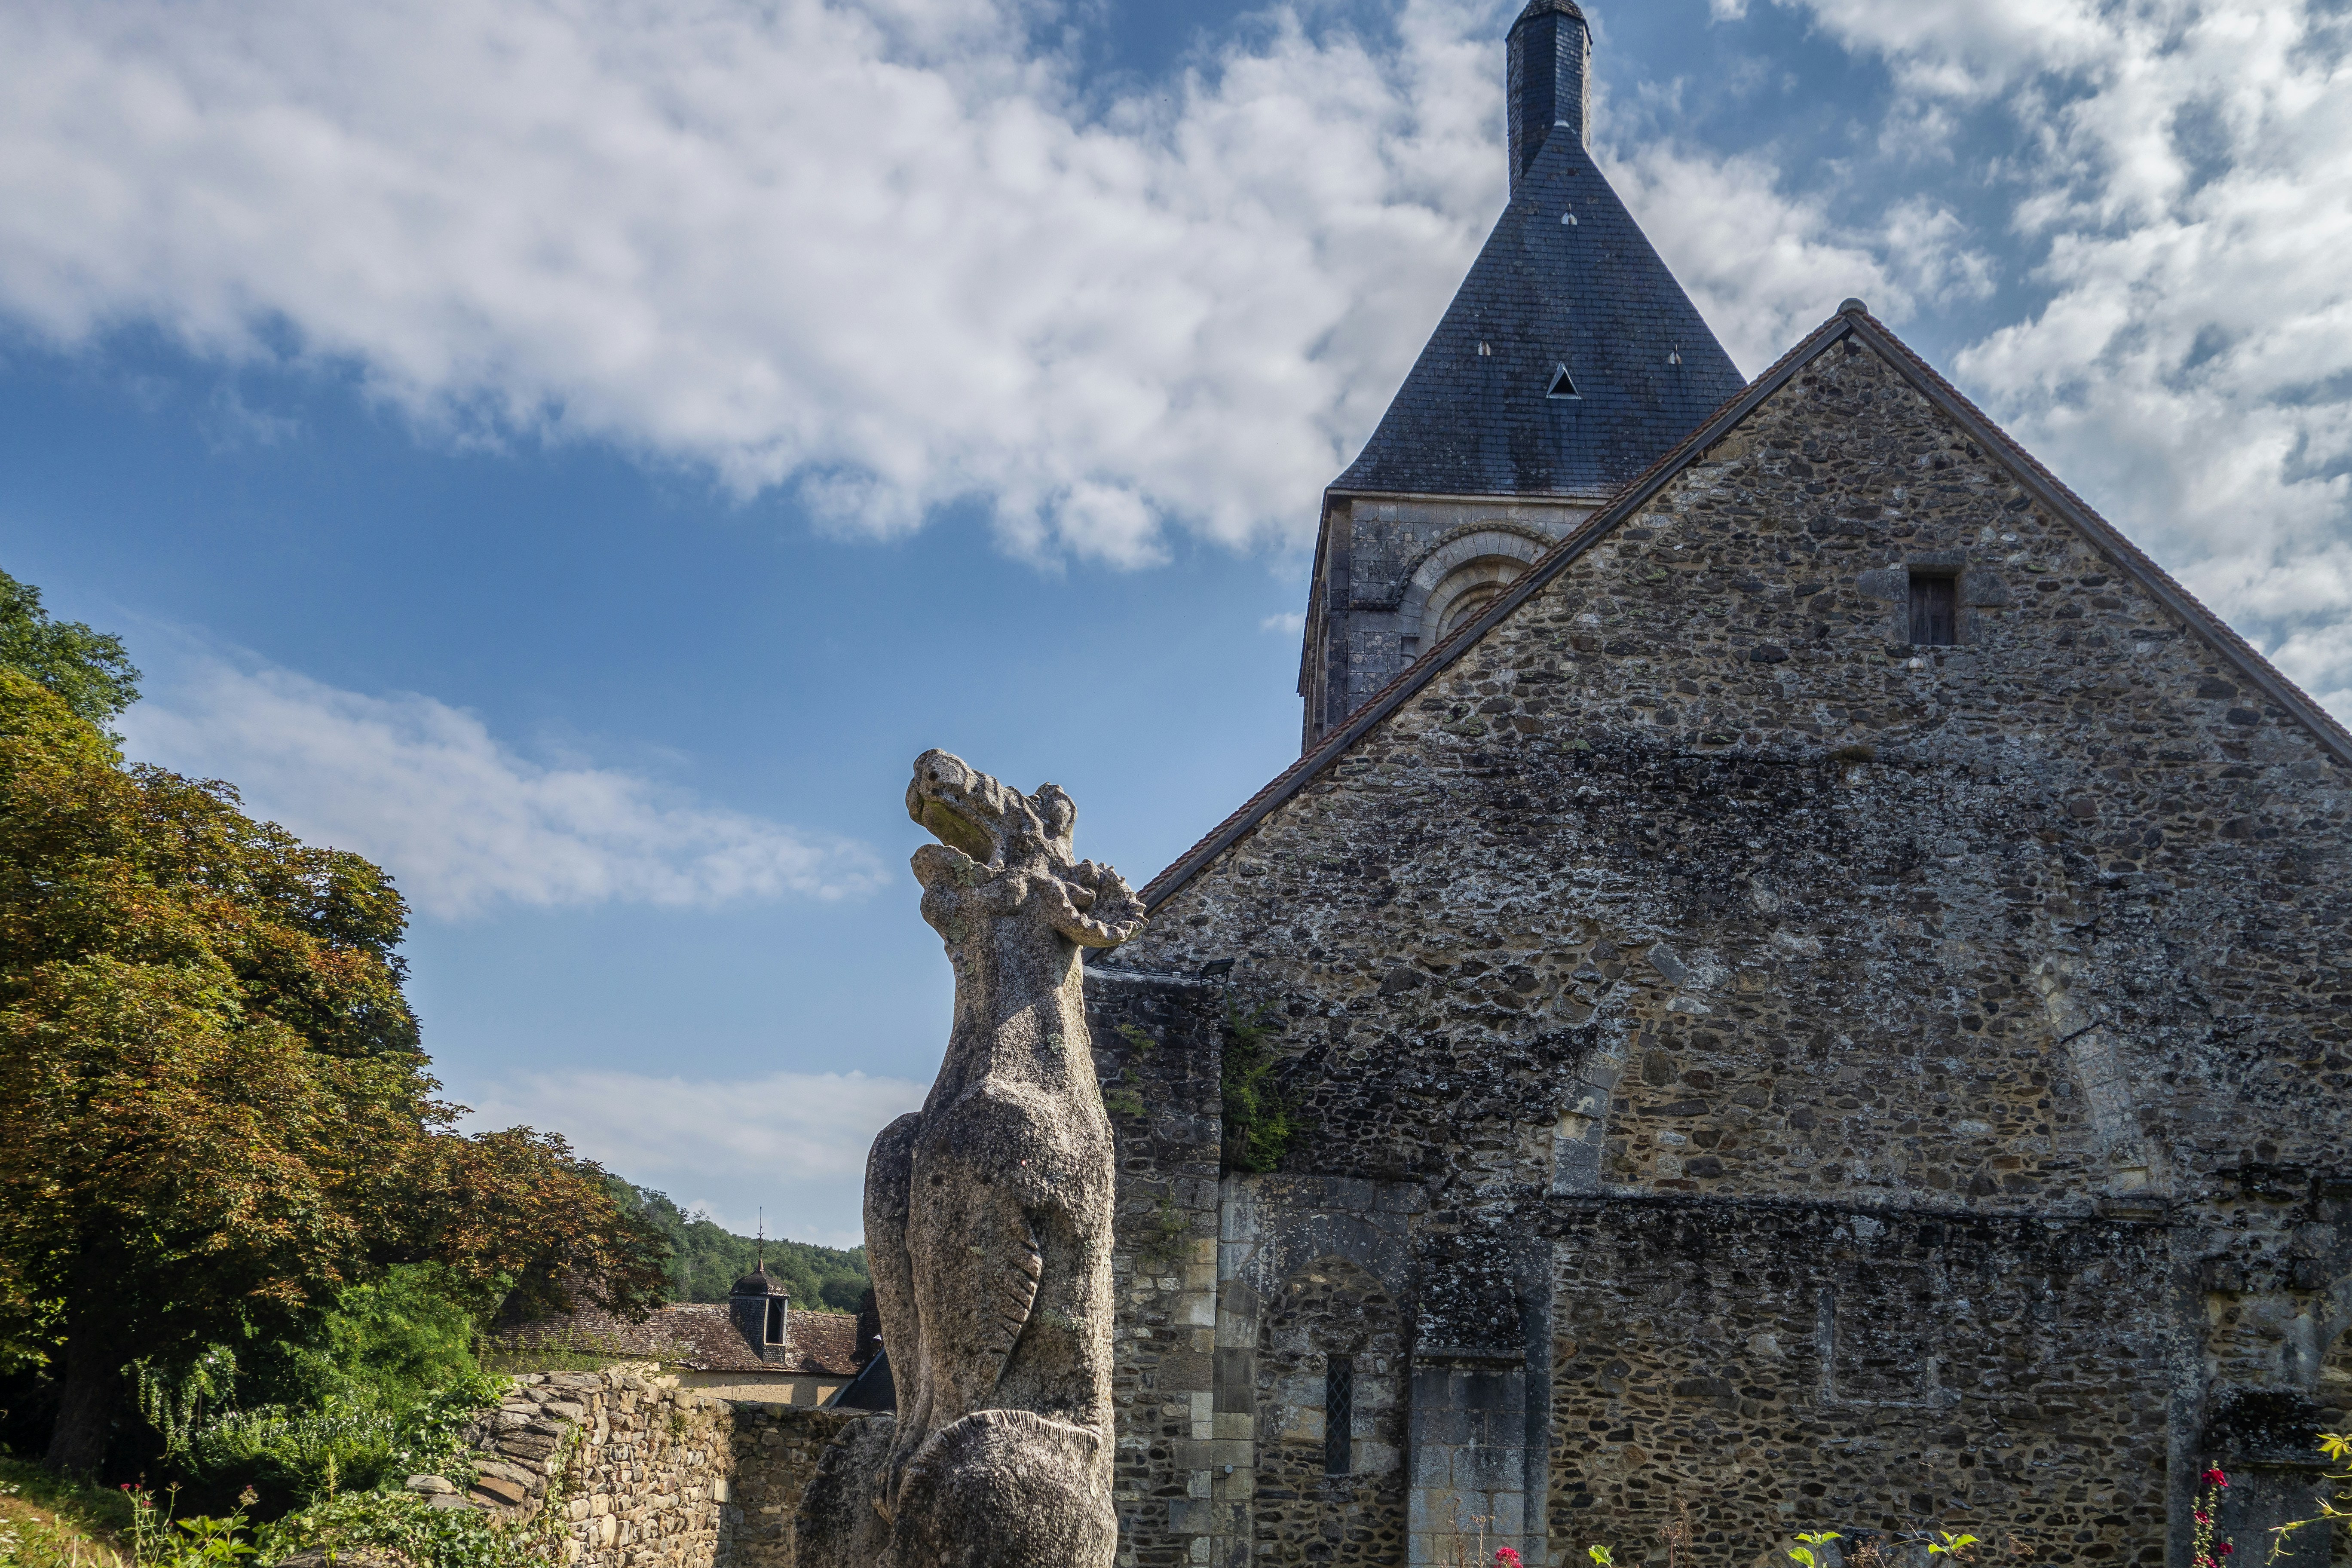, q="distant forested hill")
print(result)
[614,1183,869,1311]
